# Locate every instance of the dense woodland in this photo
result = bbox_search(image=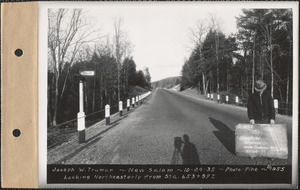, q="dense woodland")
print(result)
[48,9,293,127]
[48,9,151,127]
[180,9,293,114]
